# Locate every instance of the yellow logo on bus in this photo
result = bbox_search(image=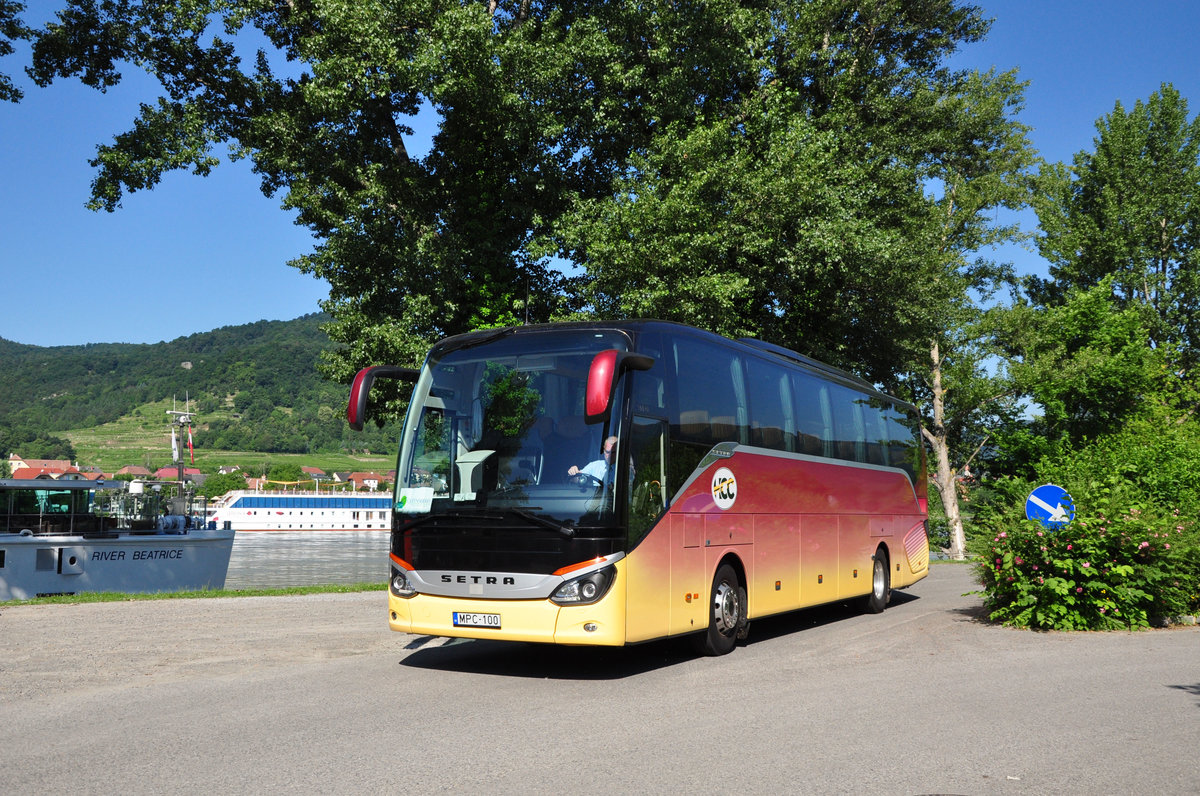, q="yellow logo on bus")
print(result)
[711,467,737,510]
